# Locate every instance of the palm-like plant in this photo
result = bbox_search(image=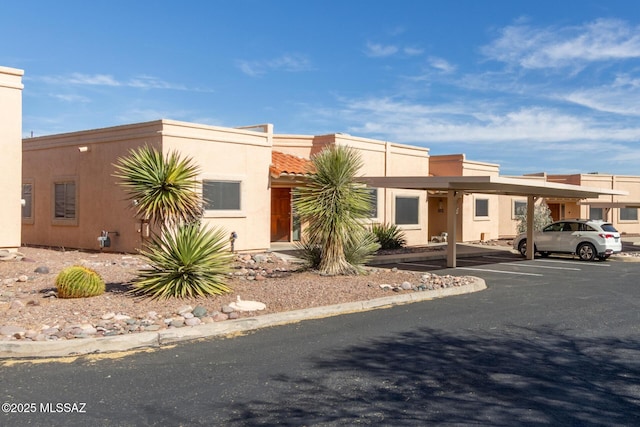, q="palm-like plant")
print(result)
[114,145,233,299]
[130,222,232,299]
[113,145,203,226]
[294,145,375,275]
